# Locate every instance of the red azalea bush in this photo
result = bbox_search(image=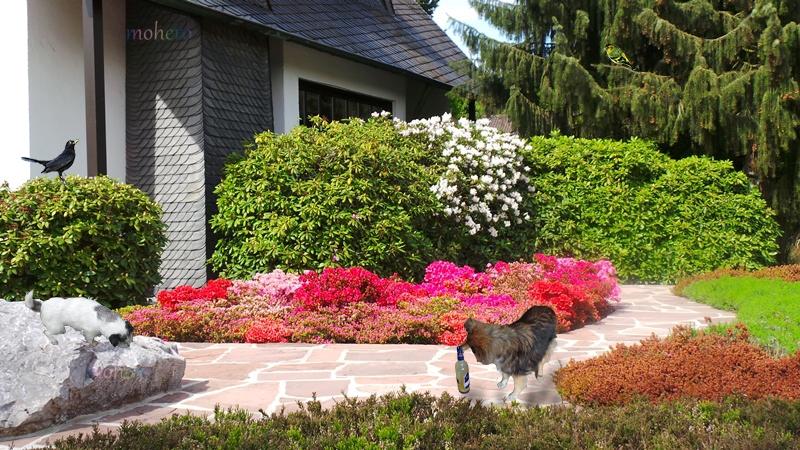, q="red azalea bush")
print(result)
[245,319,292,344]
[125,255,620,344]
[157,278,232,311]
[294,267,425,310]
[438,310,470,346]
[527,280,594,331]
